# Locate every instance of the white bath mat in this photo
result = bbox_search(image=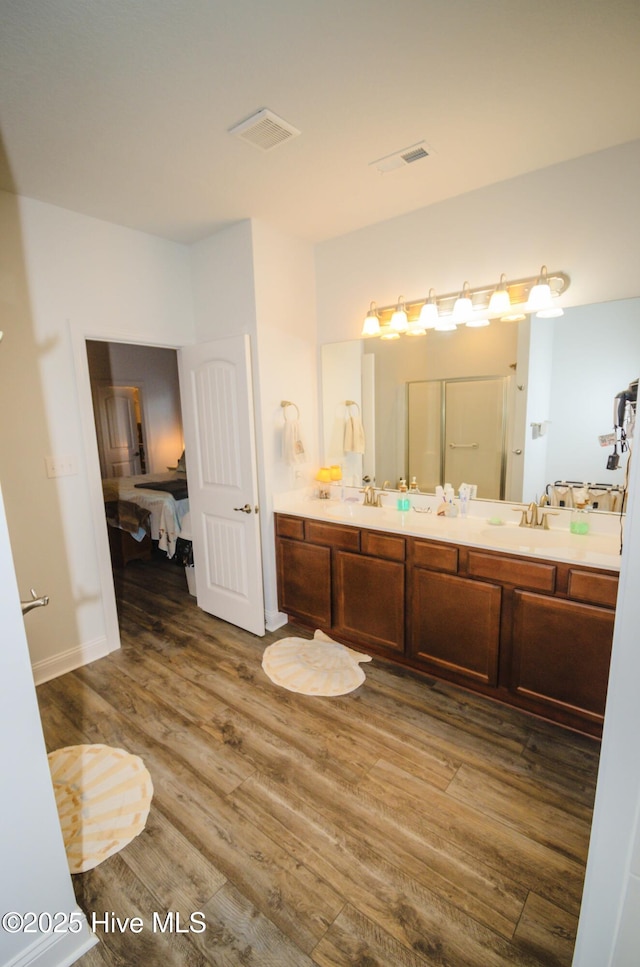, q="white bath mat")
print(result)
[48,744,153,873]
[262,630,372,696]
